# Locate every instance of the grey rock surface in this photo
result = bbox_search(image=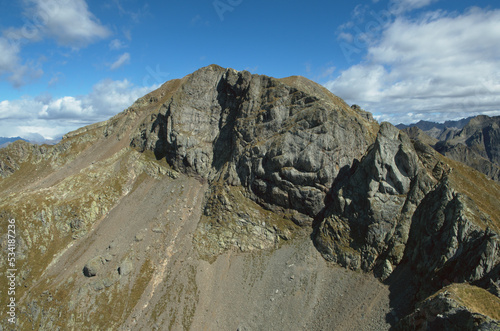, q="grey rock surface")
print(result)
[315,122,436,276]
[434,141,500,181]
[118,259,133,276]
[1,65,499,330]
[83,256,105,277]
[315,121,500,295]
[130,65,378,219]
[397,285,500,331]
[405,177,500,296]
